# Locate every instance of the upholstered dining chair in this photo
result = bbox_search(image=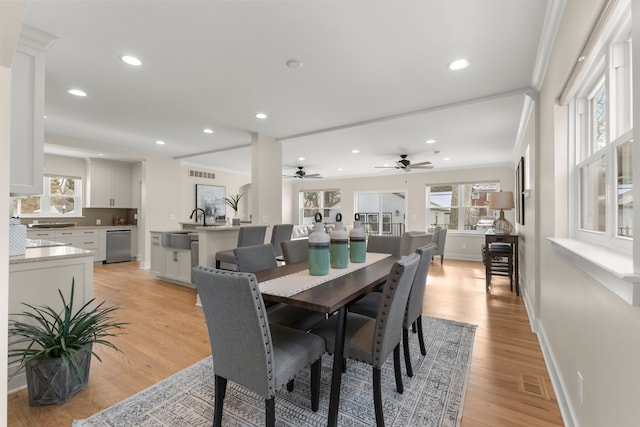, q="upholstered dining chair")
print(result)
[399,231,433,256]
[310,253,420,427]
[349,244,435,377]
[215,225,267,269]
[192,267,324,427]
[366,235,402,256]
[280,238,309,264]
[234,243,326,332]
[270,224,294,261]
[431,228,448,265]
